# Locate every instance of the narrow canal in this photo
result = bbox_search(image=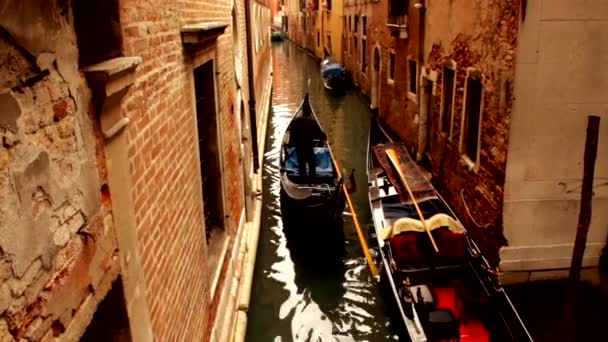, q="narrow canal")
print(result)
[243,40,608,342]
[245,41,402,341]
